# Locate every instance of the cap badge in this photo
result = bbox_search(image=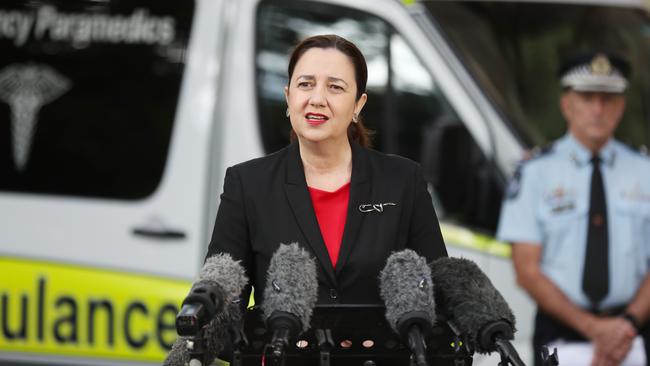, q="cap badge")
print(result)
[590,54,612,75]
